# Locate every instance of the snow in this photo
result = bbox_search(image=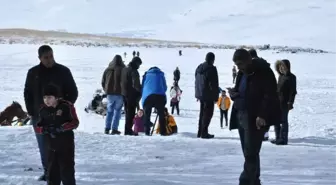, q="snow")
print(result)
[0,44,336,184]
[0,0,335,51]
[0,0,336,184]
